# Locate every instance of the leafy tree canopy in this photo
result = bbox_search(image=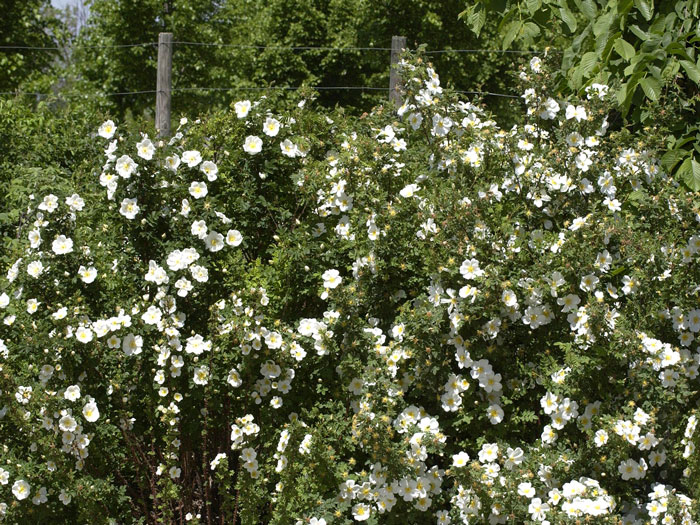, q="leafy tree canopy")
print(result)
[0,0,66,92]
[72,0,519,118]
